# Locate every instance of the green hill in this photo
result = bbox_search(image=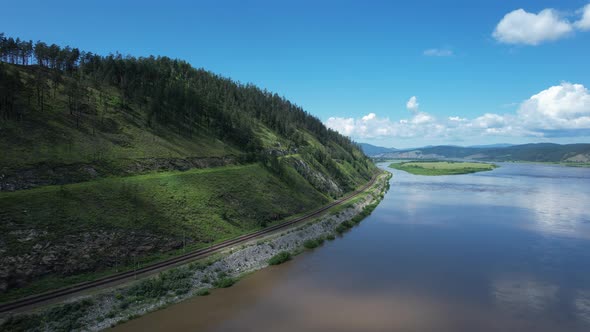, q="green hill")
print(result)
[0,34,375,300]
